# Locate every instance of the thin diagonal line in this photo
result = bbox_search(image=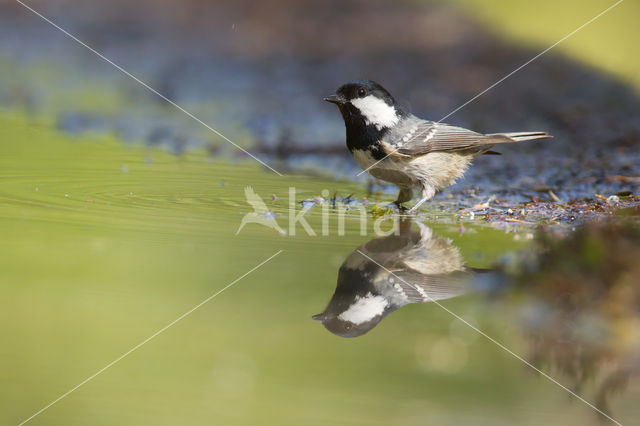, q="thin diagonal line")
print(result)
[14,0,284,176]
[356,249,623,426]
[17,250,283,426]
[356,0,624,177]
